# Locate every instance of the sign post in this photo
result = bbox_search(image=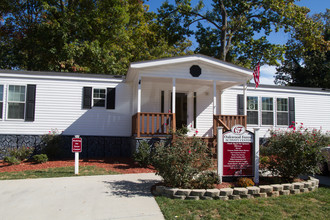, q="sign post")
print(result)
[72,135,82,175]
[217,127,223,183]
[253,128,260,184]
